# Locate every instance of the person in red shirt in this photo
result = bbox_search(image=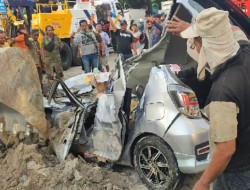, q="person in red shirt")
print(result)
[10,29,29,52]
